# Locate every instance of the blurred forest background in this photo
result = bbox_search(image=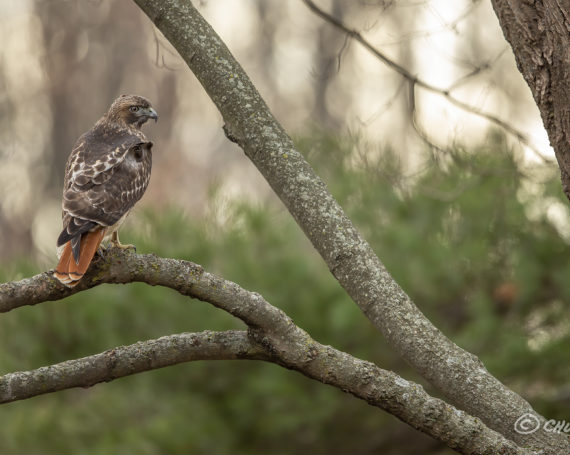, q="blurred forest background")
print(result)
[1,1,569,454]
